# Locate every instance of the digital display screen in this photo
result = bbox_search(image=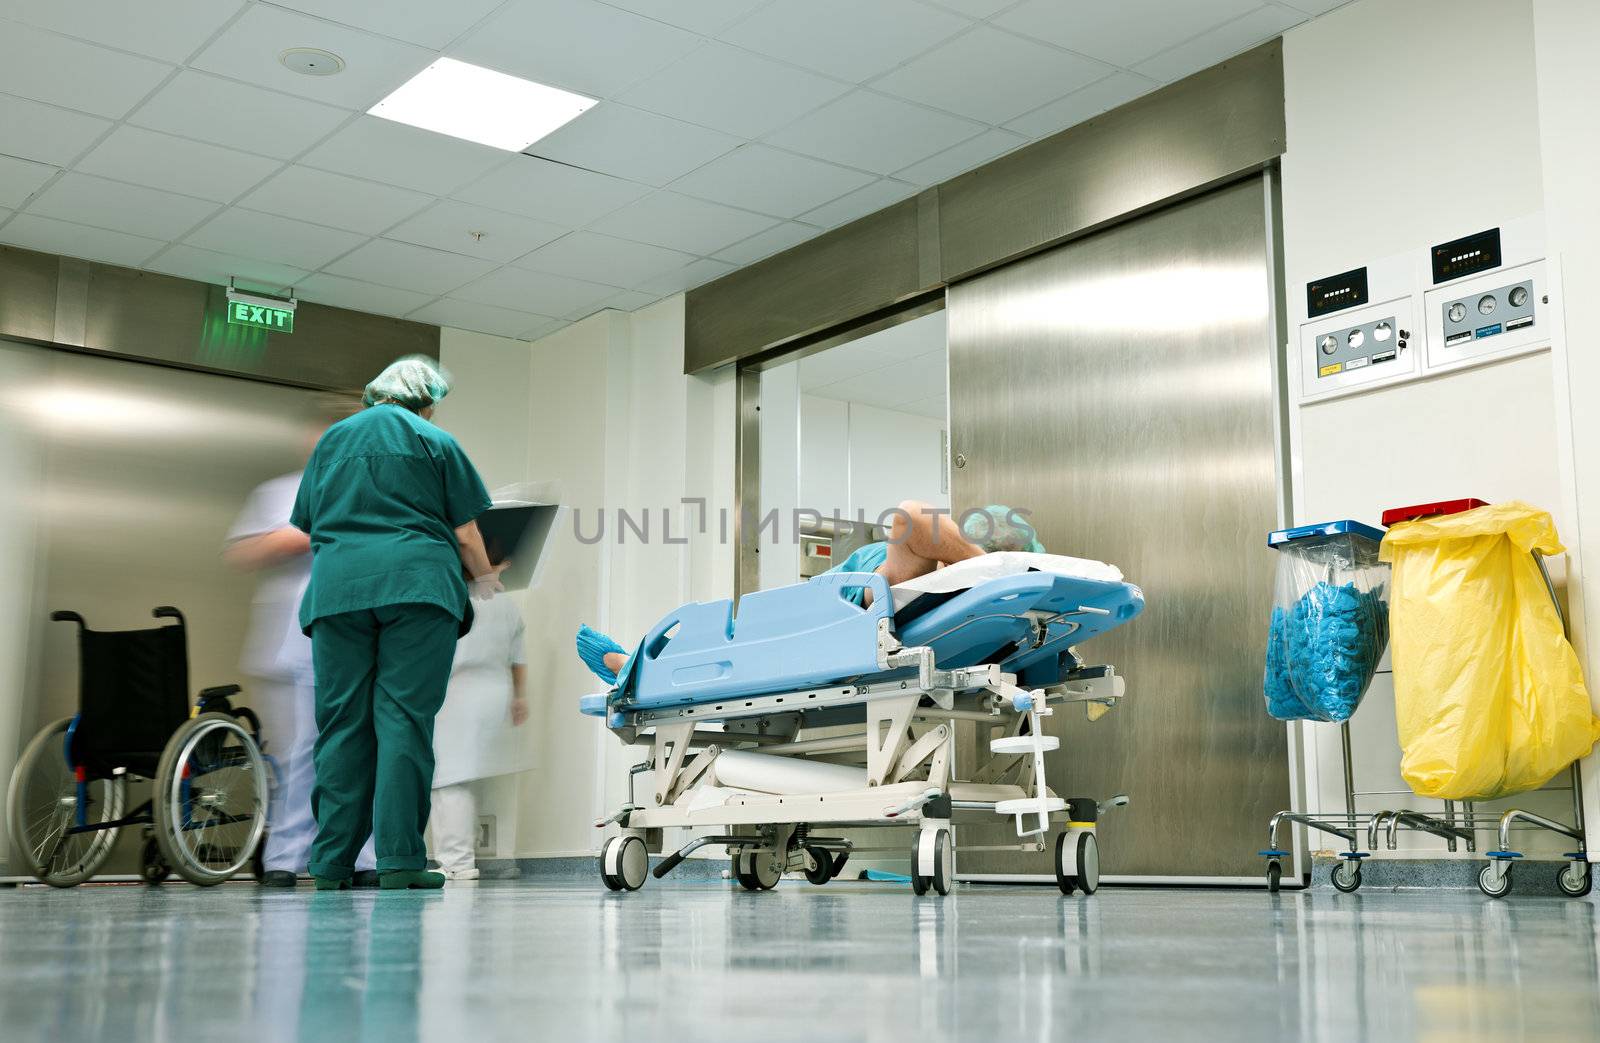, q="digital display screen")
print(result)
[1431,227,1501,284]
[1306,267,1369,318]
